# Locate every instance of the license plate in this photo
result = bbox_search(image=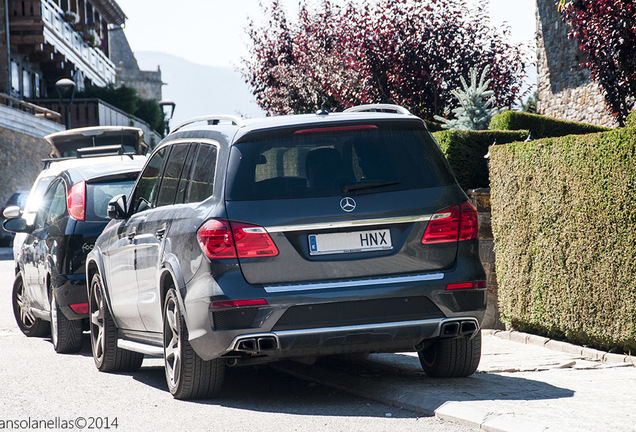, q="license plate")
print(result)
[308,229,393,256]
